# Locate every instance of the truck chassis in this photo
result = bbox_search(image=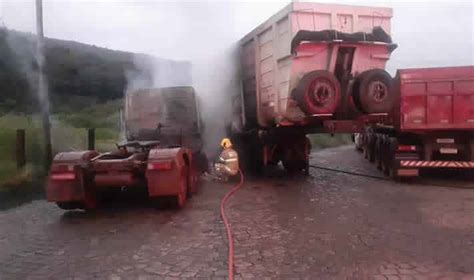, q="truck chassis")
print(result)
[47,141,198,210]
[357,128,474,179]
